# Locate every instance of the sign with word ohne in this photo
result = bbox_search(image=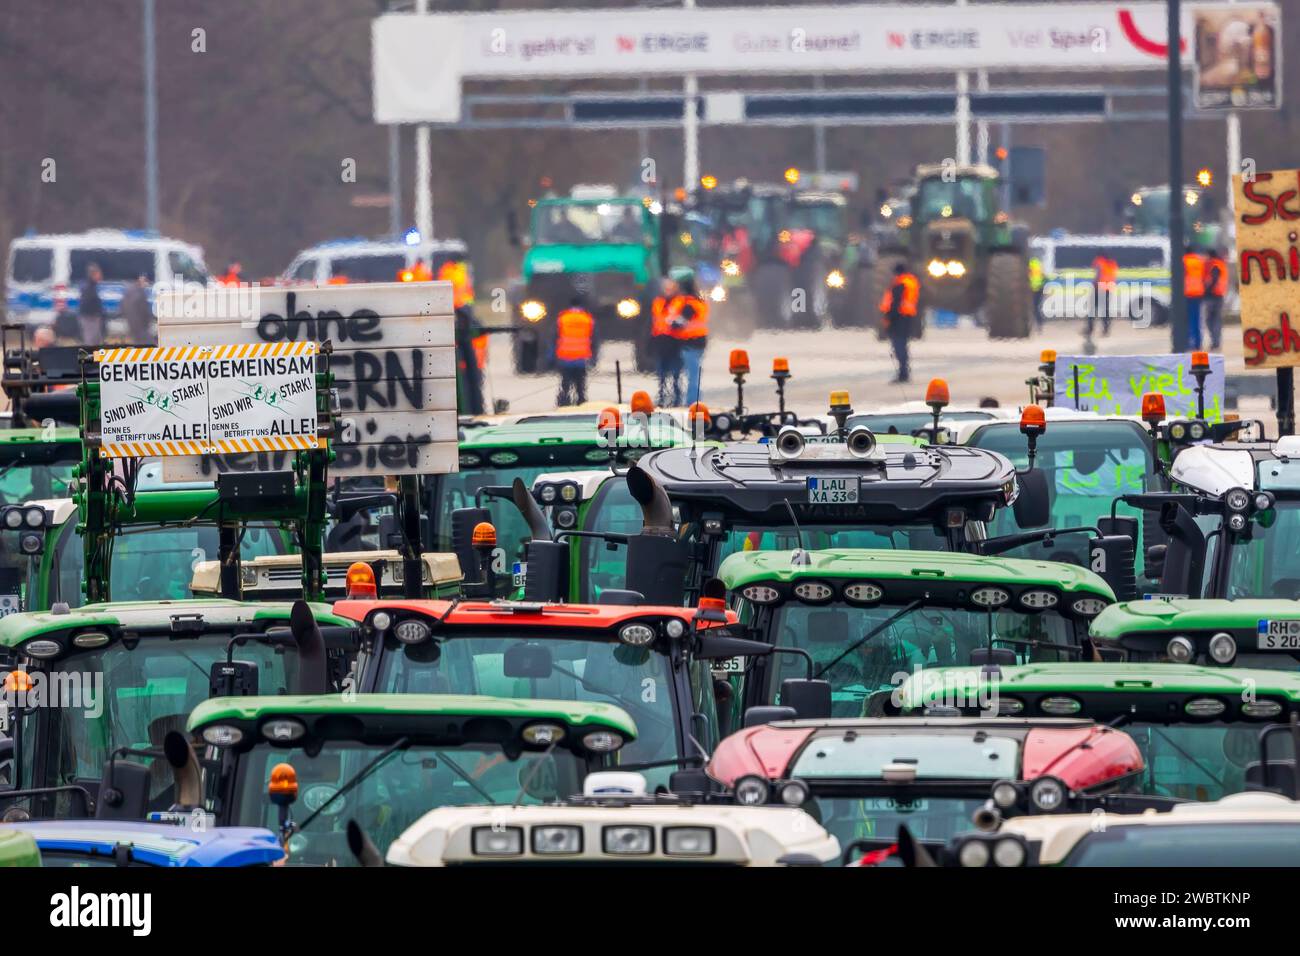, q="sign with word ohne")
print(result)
[96,342,319,458]
[1055,353,1226,423]
[1234,169,1300,368]
[156,282,457,478]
